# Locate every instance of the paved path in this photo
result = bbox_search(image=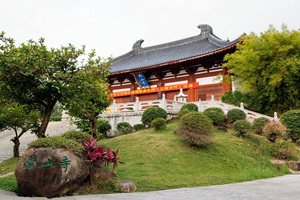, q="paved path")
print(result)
[0,120,77,163]
[0,174,299,200]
